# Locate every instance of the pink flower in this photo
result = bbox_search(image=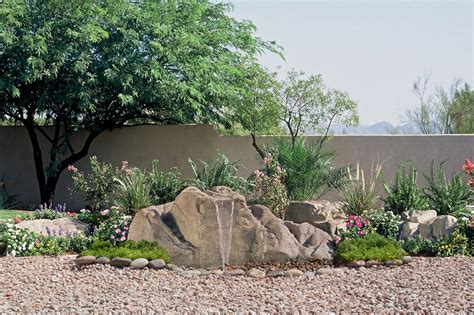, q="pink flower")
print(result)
[124,226,129,230]
[67,165,78,173]
[120,236,126,241]
[115,228,121,234]
[254,170,264,179]
[121,231,126,236]
[121,161,129,171]
[100,209,110,216]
